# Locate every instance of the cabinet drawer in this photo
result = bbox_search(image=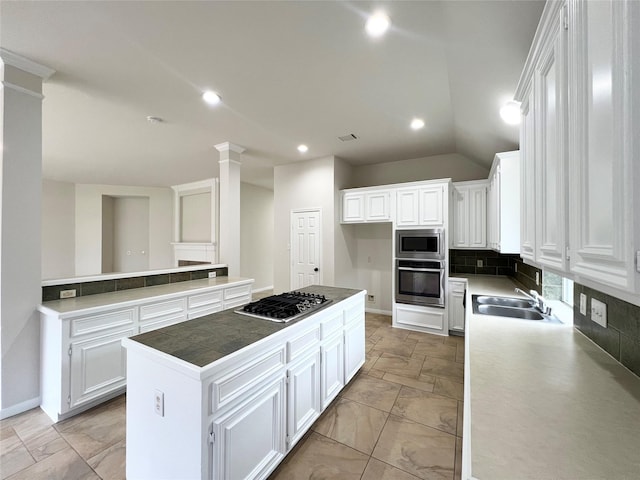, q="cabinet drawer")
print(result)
[223,296,251,310]
[449,281,466,294]
[138,313,186,333]
[224,284,252,301]
[70,308,136,338]
[344,301,364,325]
[140,298,186,322]
[320,310,343,339]
[188,290,222,309]
[287,325,321,363]
[209,346,286,413]
[187,303,223,320]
